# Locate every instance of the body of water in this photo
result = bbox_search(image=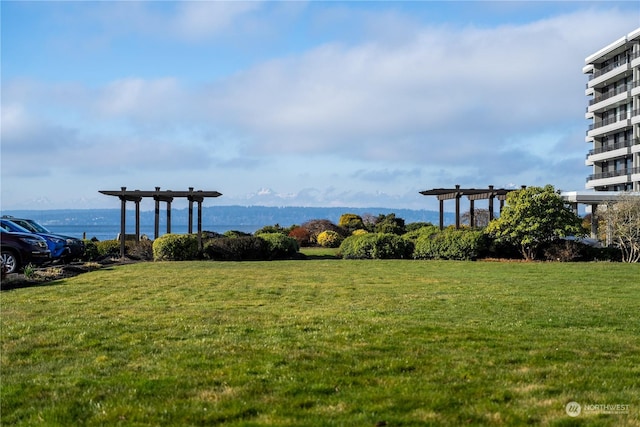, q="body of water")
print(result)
[46,224,260,241]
